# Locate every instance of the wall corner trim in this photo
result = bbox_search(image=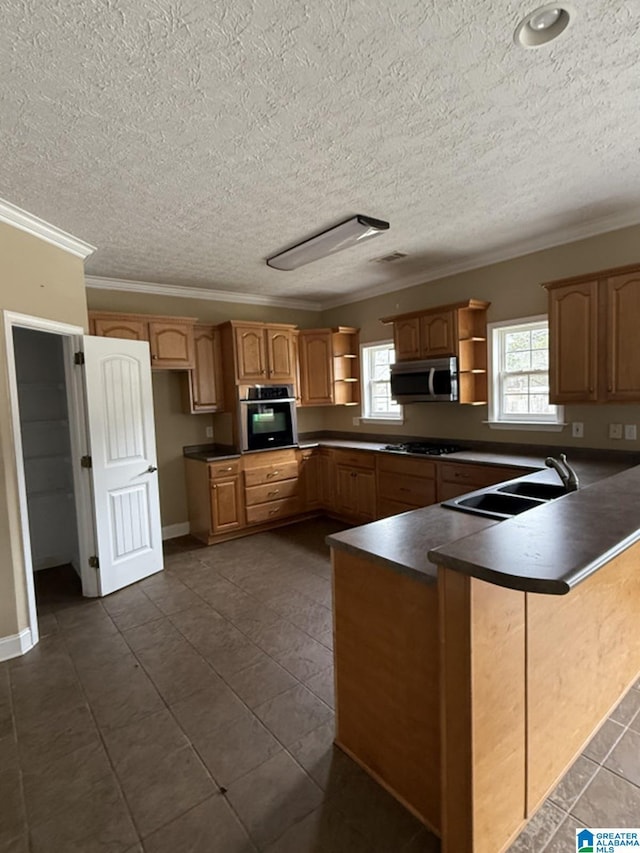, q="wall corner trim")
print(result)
[0,628,34,662]
[162,522,191,541]
[0,197,96,259]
